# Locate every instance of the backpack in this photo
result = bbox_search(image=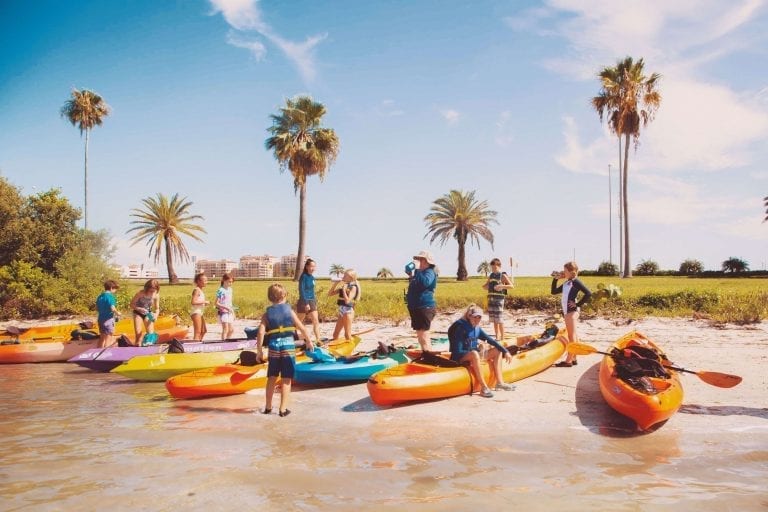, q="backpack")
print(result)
[237,350,260,366]
[143,332,159,345]
[167,338,185,353]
